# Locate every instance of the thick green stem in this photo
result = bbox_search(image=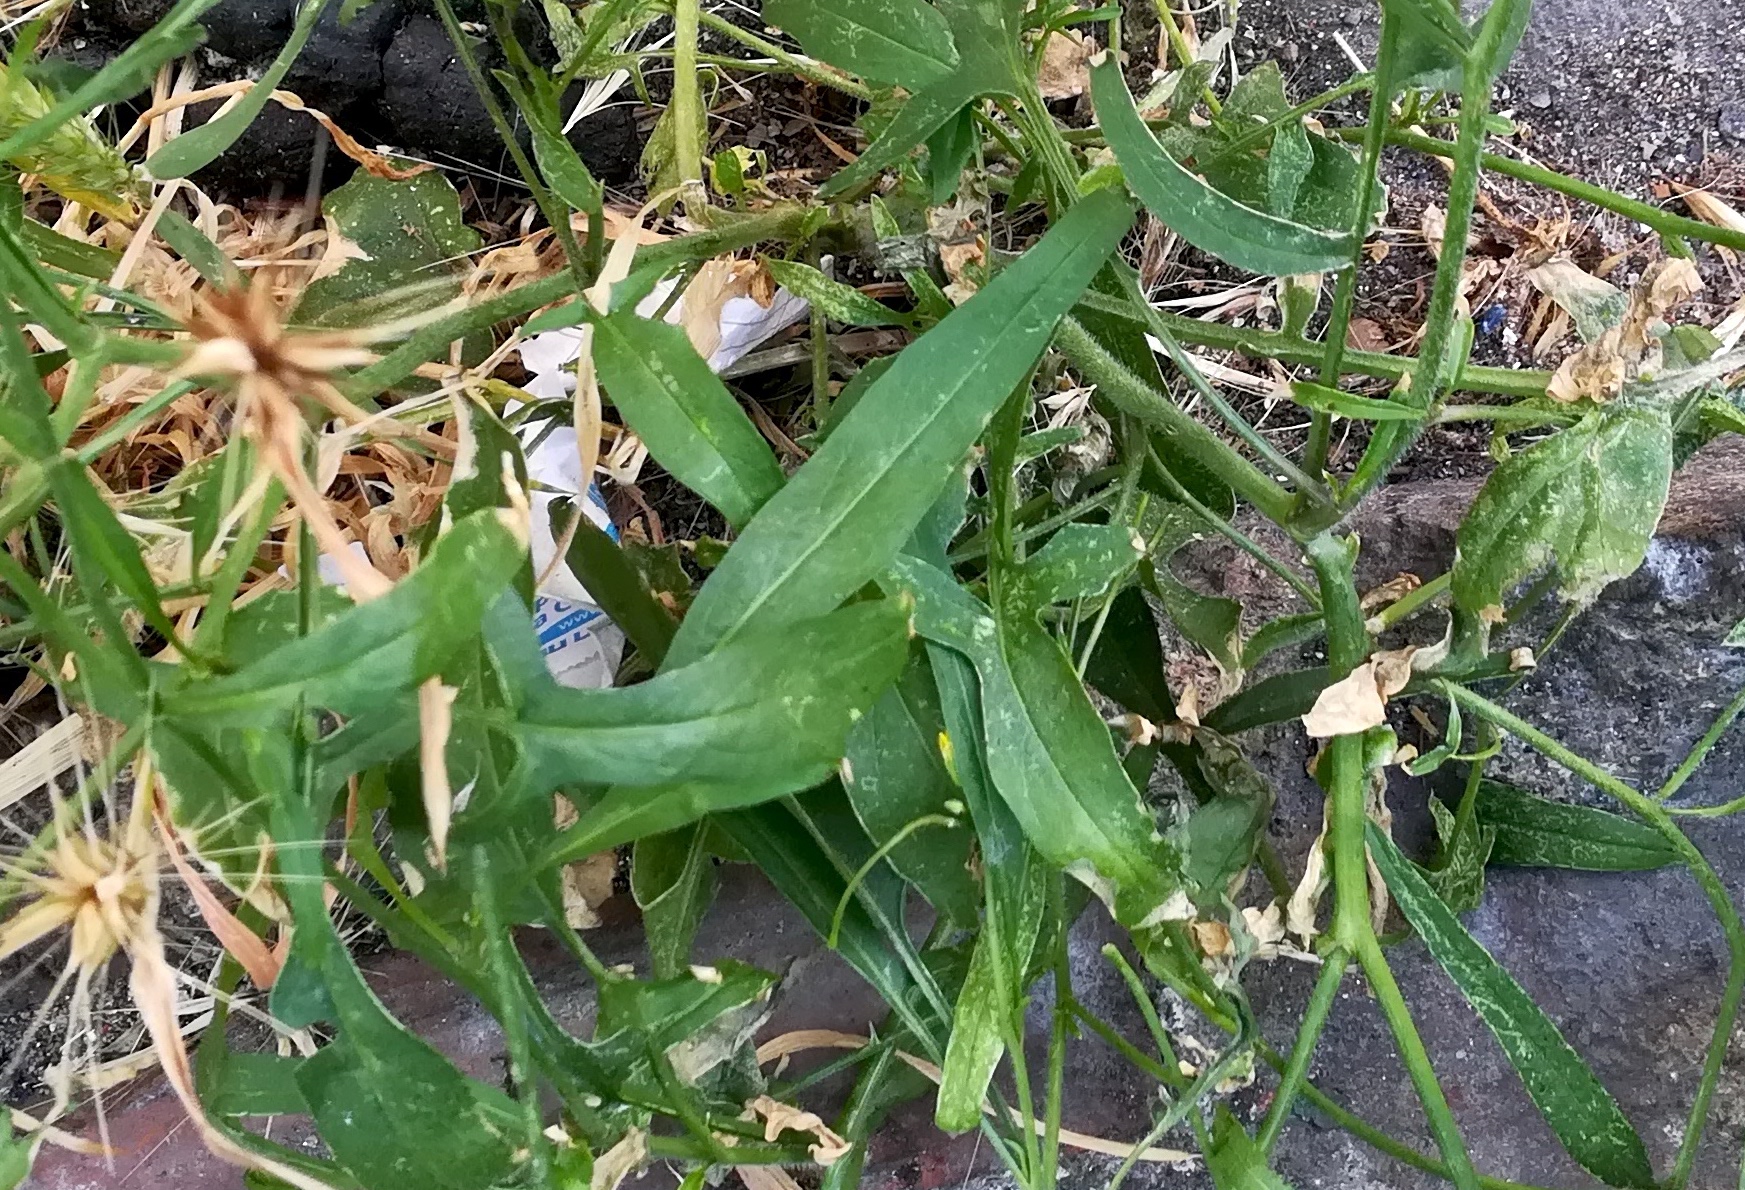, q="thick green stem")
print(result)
[1258,949,1348,1153]
[1118,270,1333,508]
[1057,316,1296,523]
[1445,683,1745,1190]
[671,0,706,215]
[1307,534,1480,1190]
[1072,290,1552,397]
